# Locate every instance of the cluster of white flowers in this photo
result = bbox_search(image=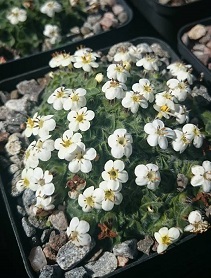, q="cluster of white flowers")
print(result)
[7,1,63,45]
[18,42,210,252]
